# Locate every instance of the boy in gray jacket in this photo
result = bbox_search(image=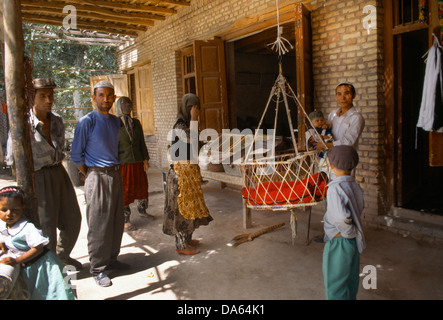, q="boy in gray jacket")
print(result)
[322,145,365,300]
